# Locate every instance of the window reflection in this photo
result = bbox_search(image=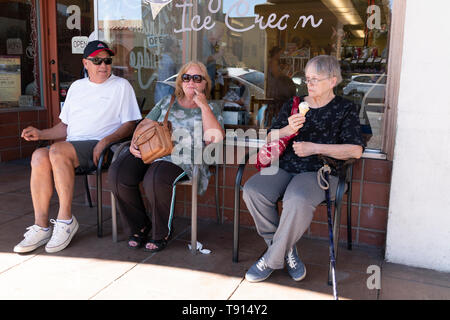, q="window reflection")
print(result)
[97,0,392,149]
[0,0,41,108]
